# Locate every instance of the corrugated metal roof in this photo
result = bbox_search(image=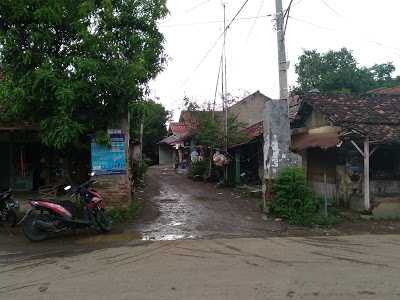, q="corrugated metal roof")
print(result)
[159,135,183,145]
